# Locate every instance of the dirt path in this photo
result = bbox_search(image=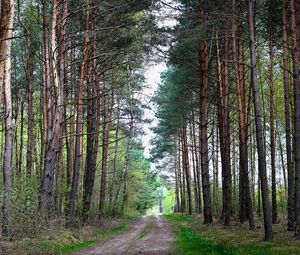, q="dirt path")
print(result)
[71,215,175,255]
